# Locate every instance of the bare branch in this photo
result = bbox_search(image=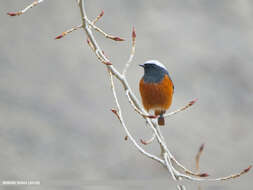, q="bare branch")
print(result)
[175,165,252,182]
[164,153,177,180]
[123,27,136,76]
[170,154,209,177]
[55,10,104,40]
[55,24,82,40]
[164,98,198,118]
[164,153,186,190]
[108,70,165,165]
[213,165,252,181]
[7,0,44,16]
[84,16,124,42]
